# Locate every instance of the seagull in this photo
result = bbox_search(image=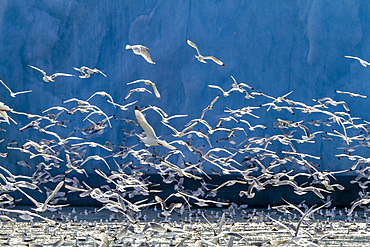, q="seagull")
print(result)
[135,106,176,150]
[0,79,32,97]
[73,66,107,78]
[207,84,242,97]
[86,91,115,105]
[15,180,67,213]
[106,99,138,111]
[0,102,12,124]
[185,39,225,66]
[125,44,155,64]
[344,55,370,67]
[335,90,367,98]
[126,79,161,99]
[124,88,152,100]
[28,65,74,82]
